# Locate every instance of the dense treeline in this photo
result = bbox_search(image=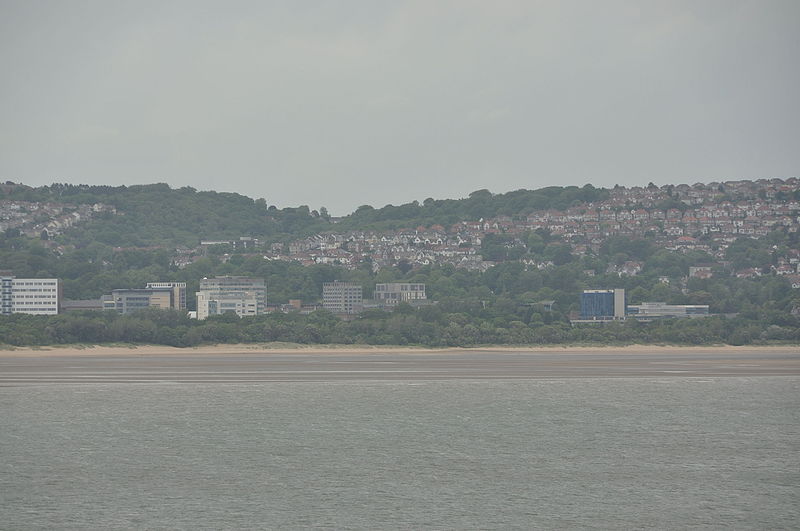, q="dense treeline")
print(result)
[338,185,609,231]
[1,303,797,348]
